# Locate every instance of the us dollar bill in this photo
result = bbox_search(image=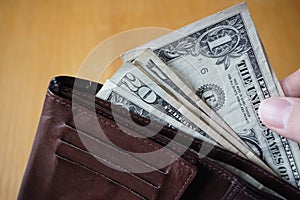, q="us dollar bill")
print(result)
[109,62,246,157]
[122,3,300,188]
